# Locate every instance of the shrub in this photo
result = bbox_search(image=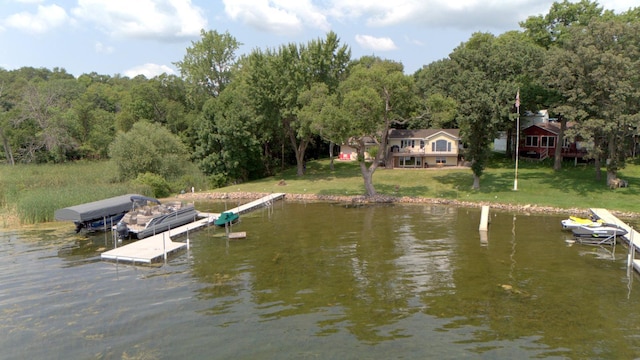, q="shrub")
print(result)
[134,172,171,198]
